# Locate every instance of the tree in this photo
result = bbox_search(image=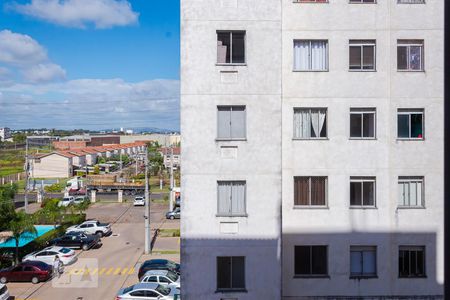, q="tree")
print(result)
[9,211,36,265]
[0,185,18,232]
[75,201,90,216]
[42,199,63,228]
[12,133,26,144]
